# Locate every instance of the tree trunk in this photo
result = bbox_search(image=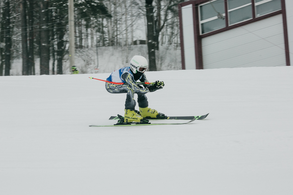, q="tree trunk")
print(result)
[130,2,133,45]
[56,29,64,75]
[4,0,12,76]
[152,0,173,51]
[145,0,156,71]
[85,21,89,48]
[0,0,4,76]
[56,9,65,75]
[39,0,50,75]
[49,8,55,74]
[20,0,29,75]
[154,0,161,50]
[78,17,83,48]
[91,28,94,48]
[101,17,105,46]
[28,0,35,75]
[114,0,118,45]
[124,0,129,62]
[106,1,113,46]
